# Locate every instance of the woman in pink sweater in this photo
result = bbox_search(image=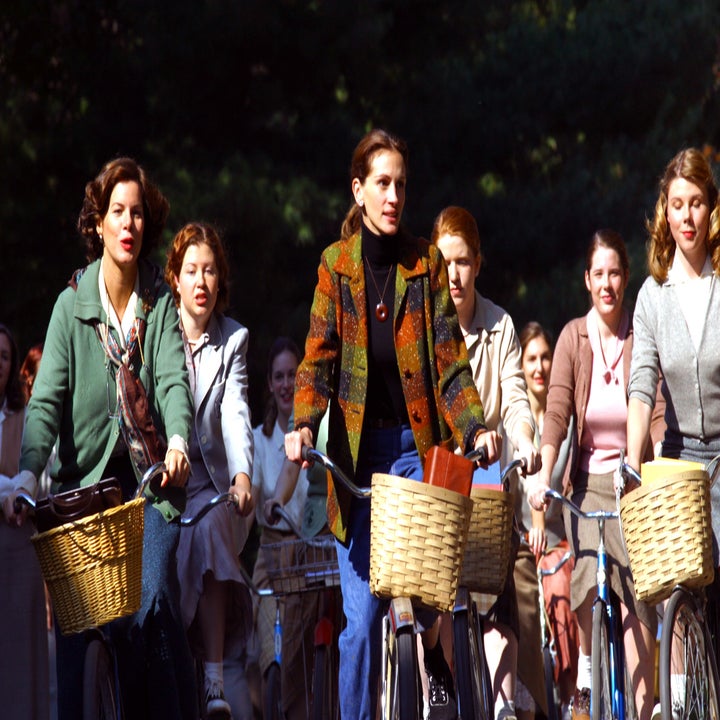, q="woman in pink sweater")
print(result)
[528,230,658,720]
